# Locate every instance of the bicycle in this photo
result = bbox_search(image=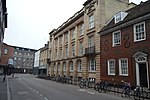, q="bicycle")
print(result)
[98,81,109,93]
[133,85,148,100]
[121,81,131,97]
